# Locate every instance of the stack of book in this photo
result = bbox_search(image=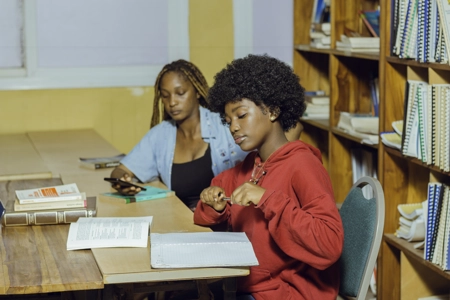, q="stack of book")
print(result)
[309,0,330,49]
[337,112,379,144]
[302,91,329,119]
[336,35,380,53]
[395,202,425,243]
[2,183,96,226]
